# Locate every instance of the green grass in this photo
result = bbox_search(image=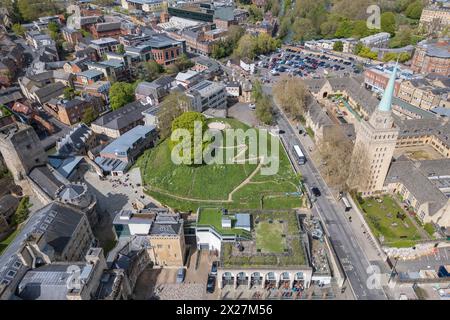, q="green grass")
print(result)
[306,126,314,138]
[357,195,424,247]
[256,221,285,253]
[197,208,250,237]
[220,211,306,268]
[424,223,435,237]
[137,118,302,211]
[0,227,20,255]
